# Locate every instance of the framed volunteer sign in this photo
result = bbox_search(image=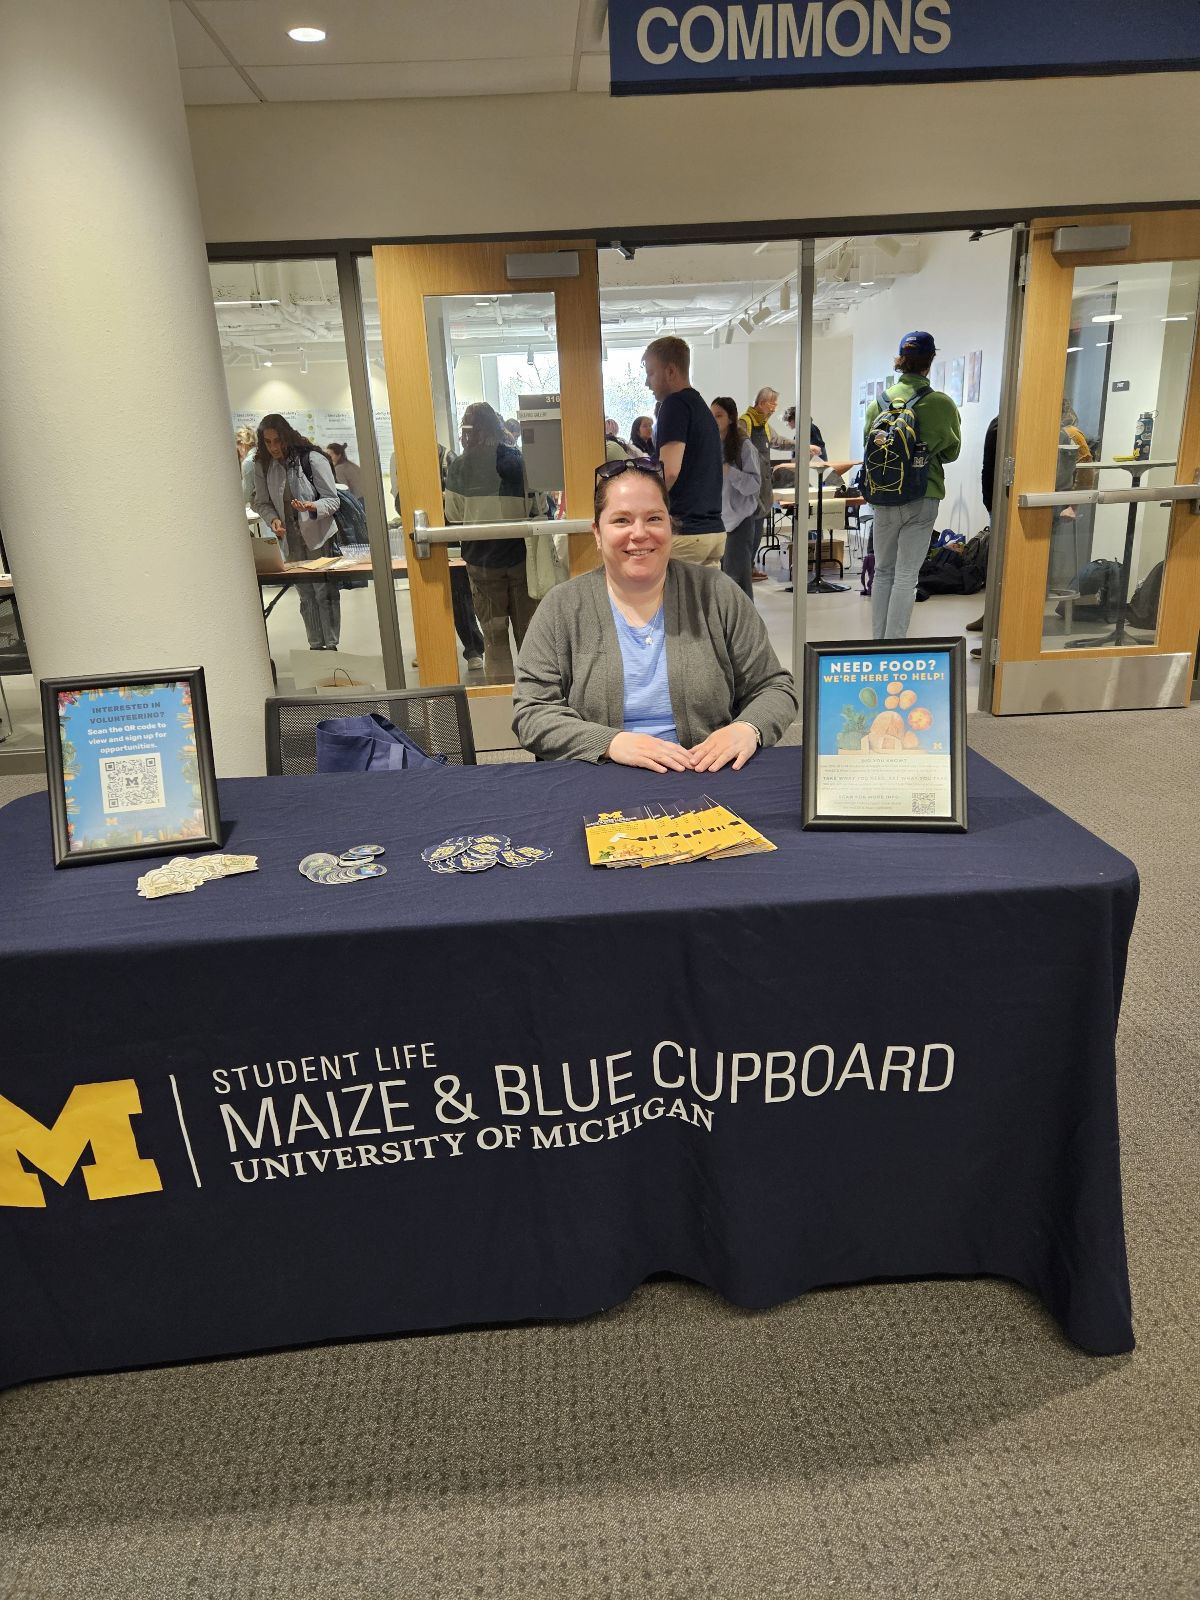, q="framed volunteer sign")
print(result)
[40,667,221,867]
[802,638,968,831]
